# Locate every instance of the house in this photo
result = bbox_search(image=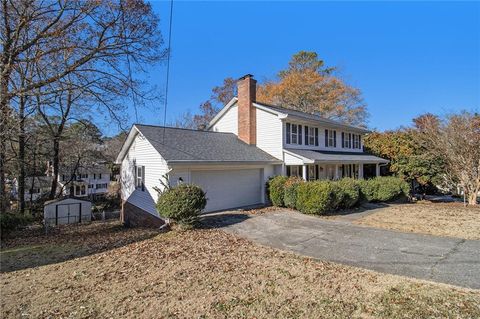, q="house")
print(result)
[56,163,112,199]
[12,176,53,202]
[116,74,388,227]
